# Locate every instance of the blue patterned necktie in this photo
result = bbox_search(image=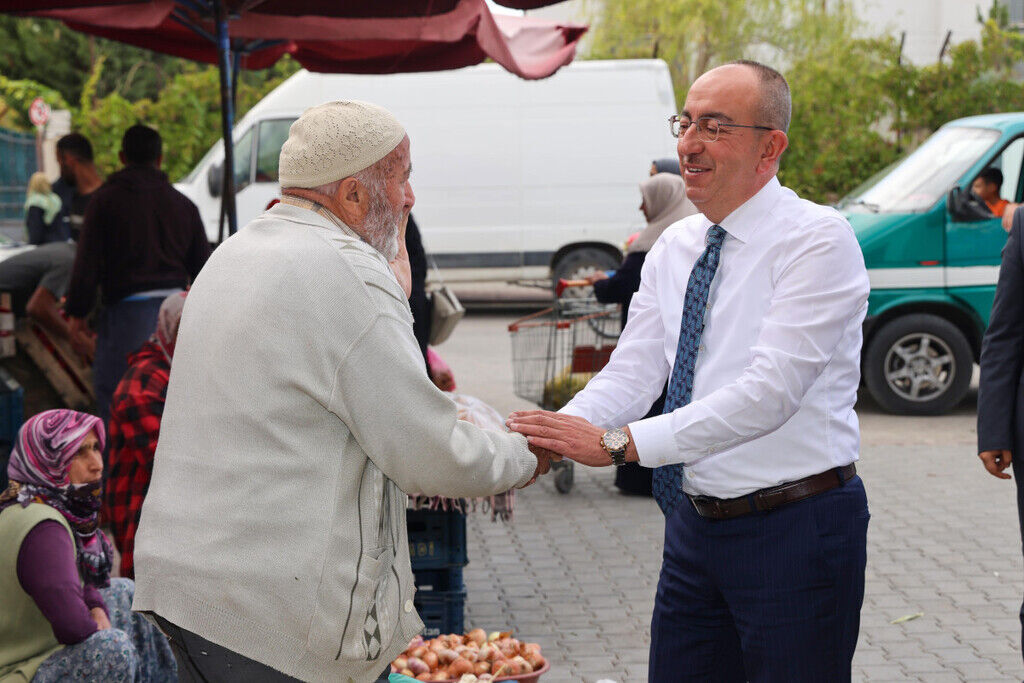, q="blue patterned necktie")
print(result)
[652,224,727,515]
